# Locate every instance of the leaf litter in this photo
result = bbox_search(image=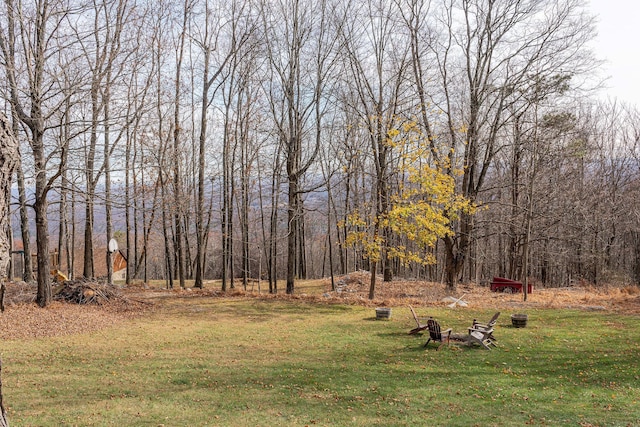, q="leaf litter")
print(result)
[0,280,149,340]
[1,271,639,340]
